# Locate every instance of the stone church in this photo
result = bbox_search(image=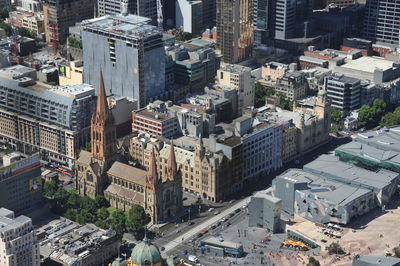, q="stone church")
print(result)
[76,73,182,223]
